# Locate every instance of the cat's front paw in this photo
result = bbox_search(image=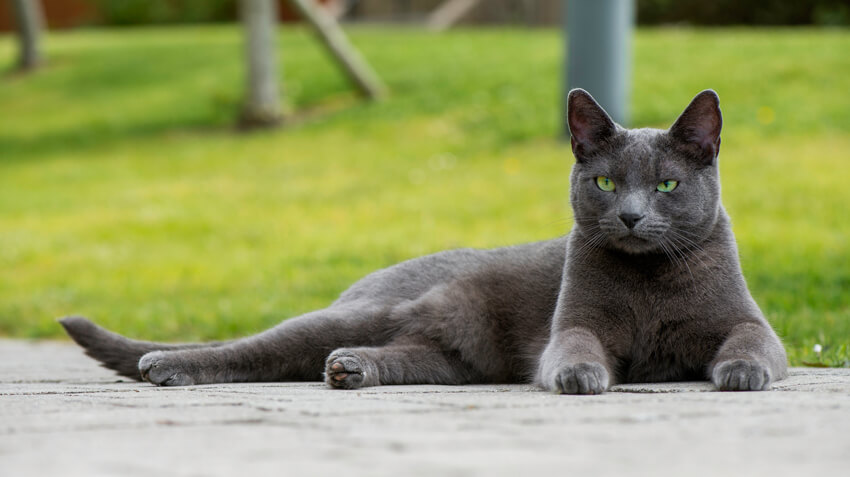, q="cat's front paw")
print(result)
[712,359,772,391]
[546,362,609,395]
[139,351,196,386]
[324,349,379,390]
